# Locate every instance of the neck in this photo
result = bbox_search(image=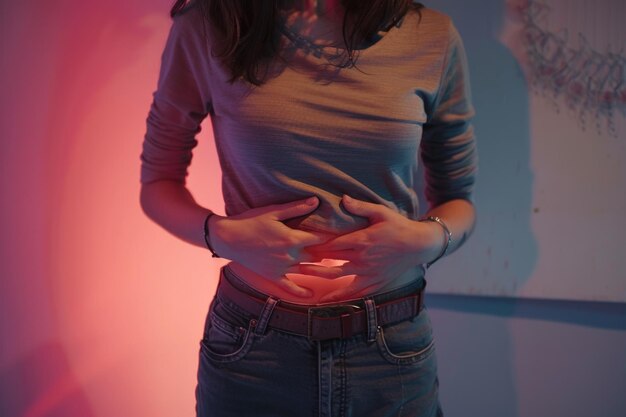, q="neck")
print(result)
[282,0,347,46]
